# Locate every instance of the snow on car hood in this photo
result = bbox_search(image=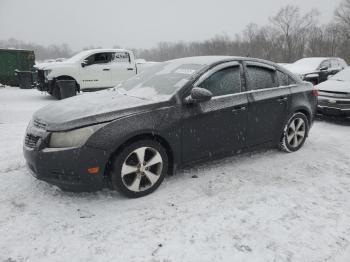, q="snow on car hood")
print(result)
[34,61,74,70]
[317,79,350,93]
[33,90,161,131]
[286,64,318,76]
